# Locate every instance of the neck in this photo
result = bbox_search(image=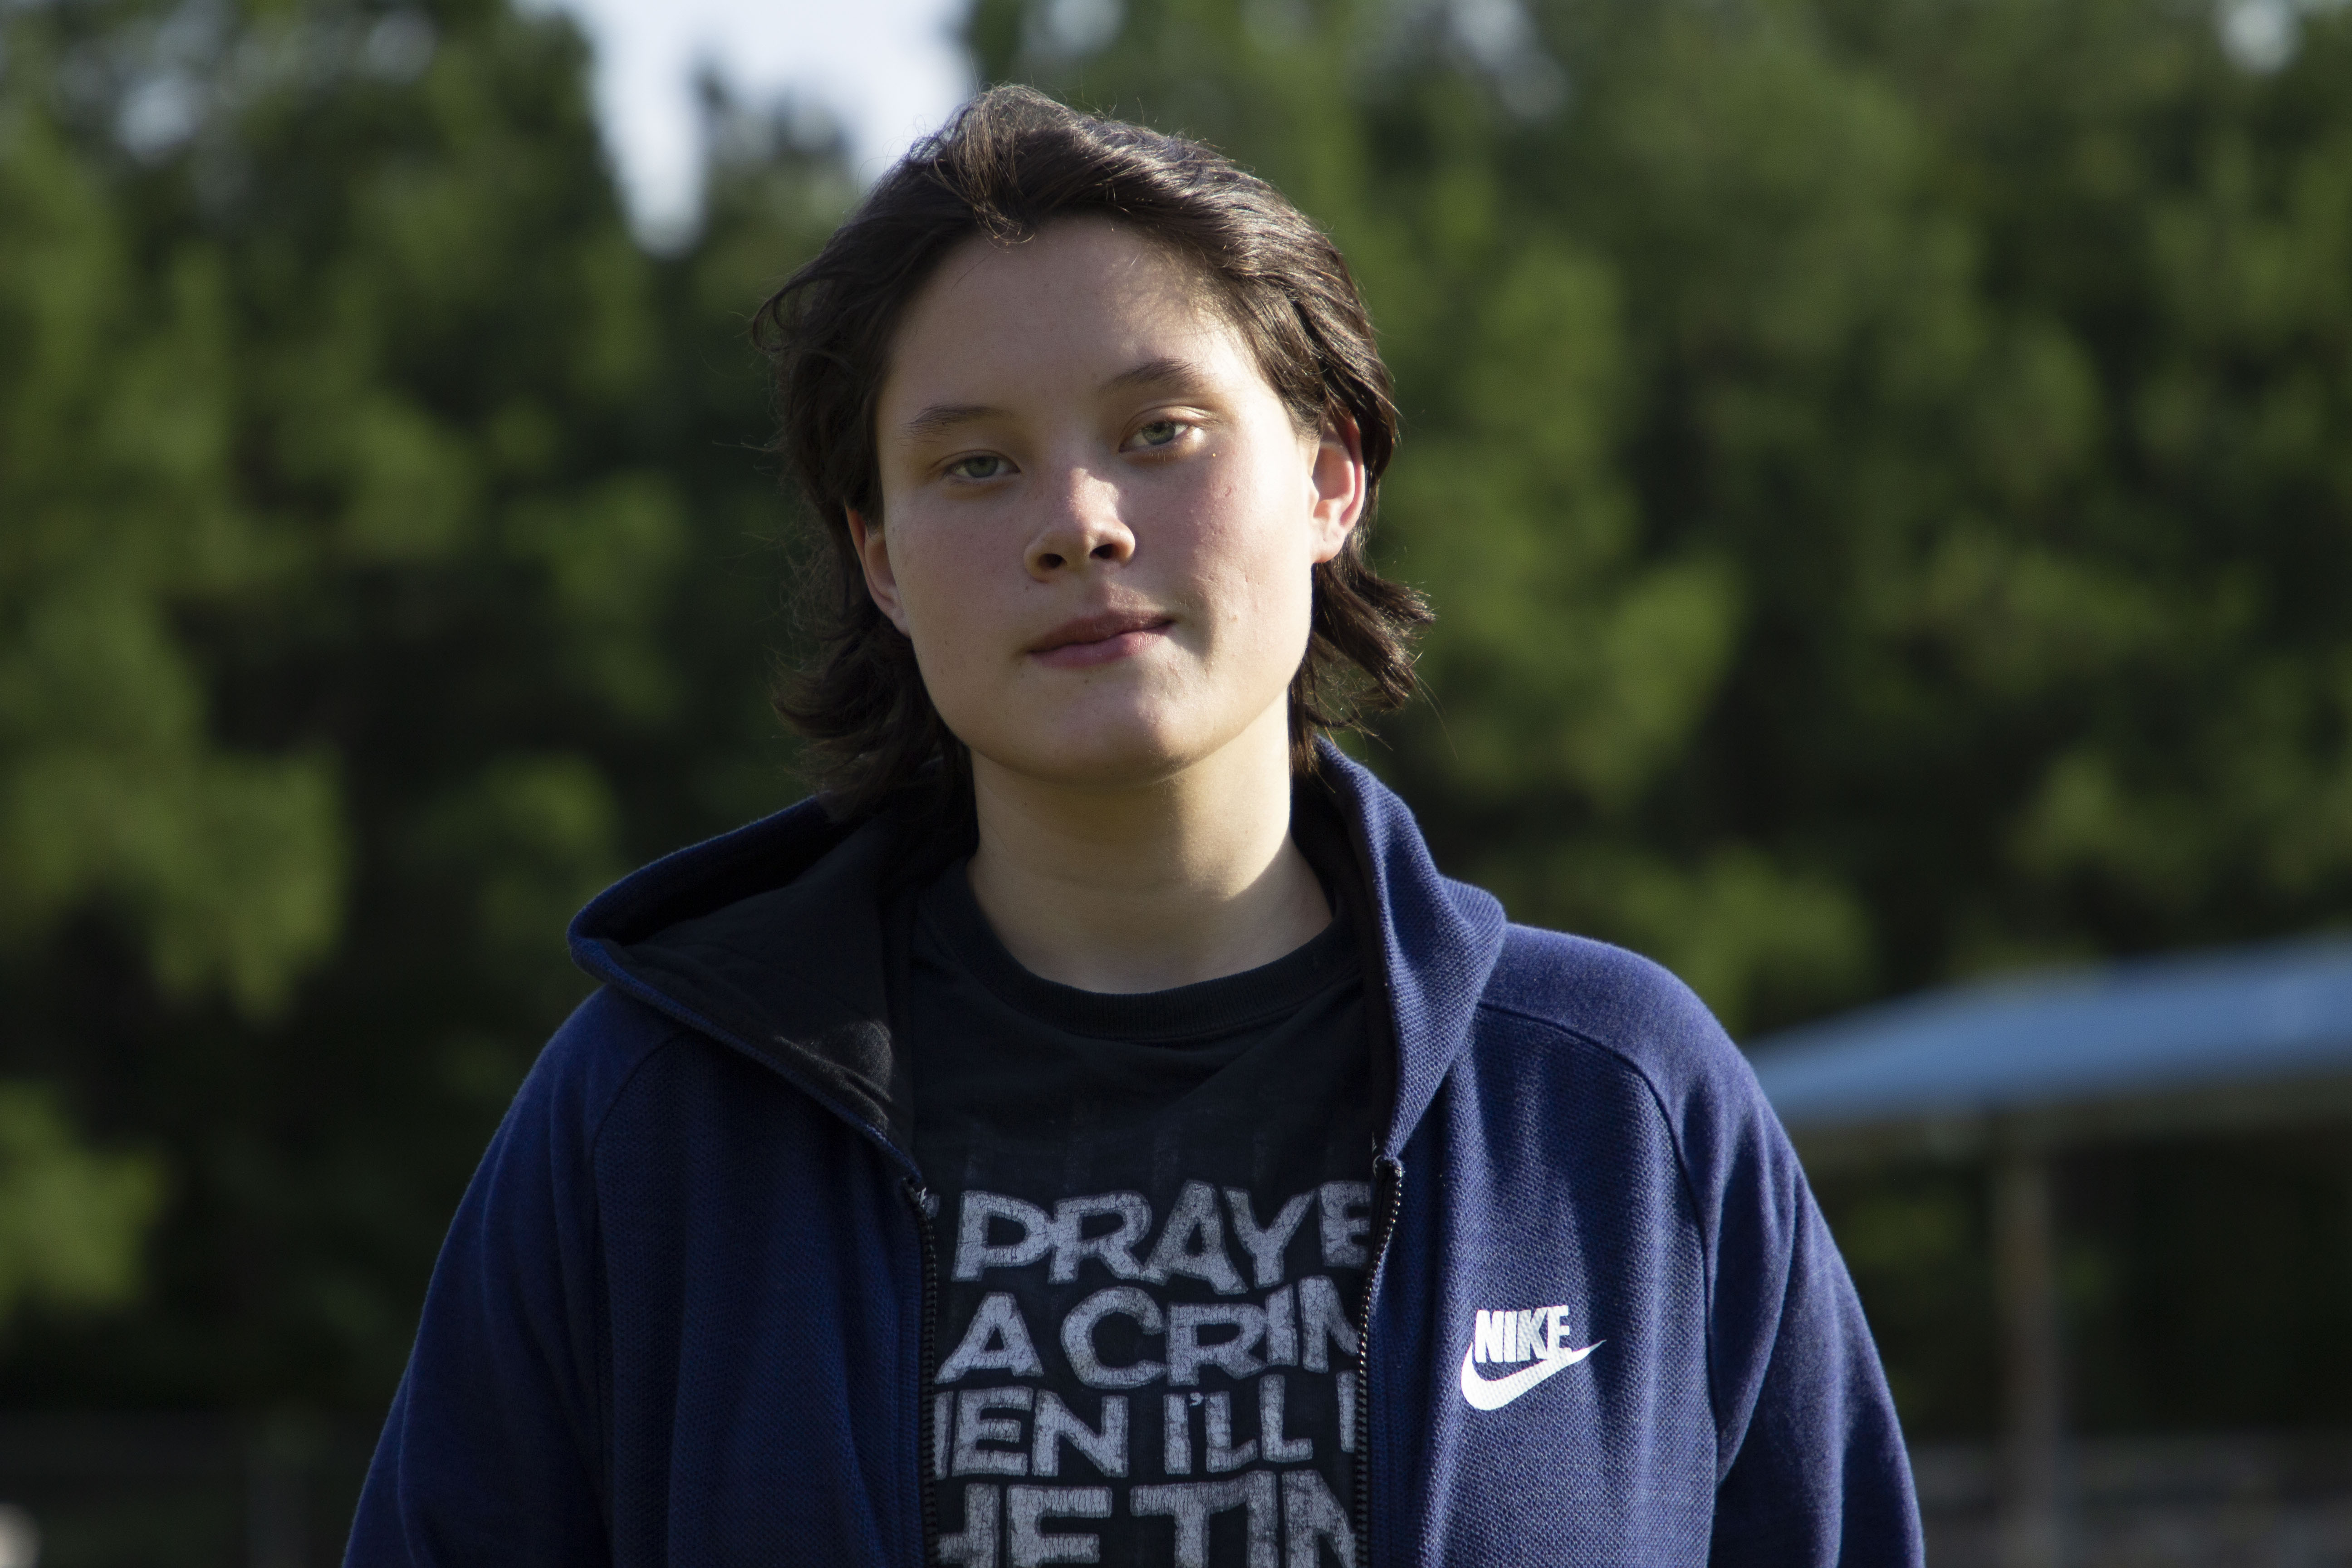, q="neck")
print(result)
[963,716,1331,993]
